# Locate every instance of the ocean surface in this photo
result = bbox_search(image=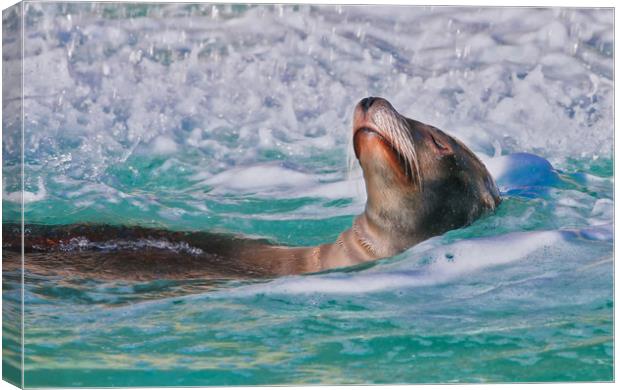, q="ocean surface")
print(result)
[2,3,613,386]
